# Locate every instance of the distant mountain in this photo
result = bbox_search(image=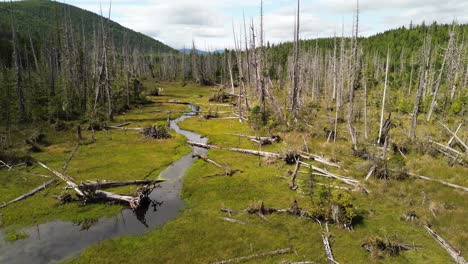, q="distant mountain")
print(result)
[178,48,225,55]
[0,0,175,53]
